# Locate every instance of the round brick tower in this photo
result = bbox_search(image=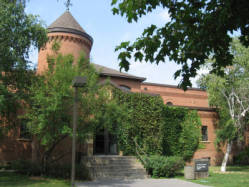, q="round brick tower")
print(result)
[37,11,93,74]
